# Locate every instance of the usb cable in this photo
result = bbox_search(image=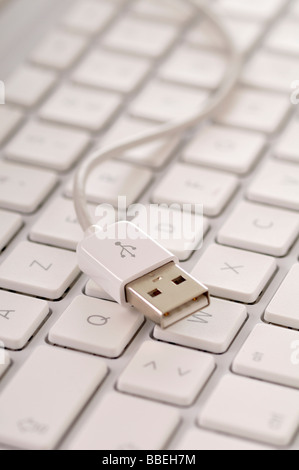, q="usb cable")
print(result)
[74,0,243,328]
